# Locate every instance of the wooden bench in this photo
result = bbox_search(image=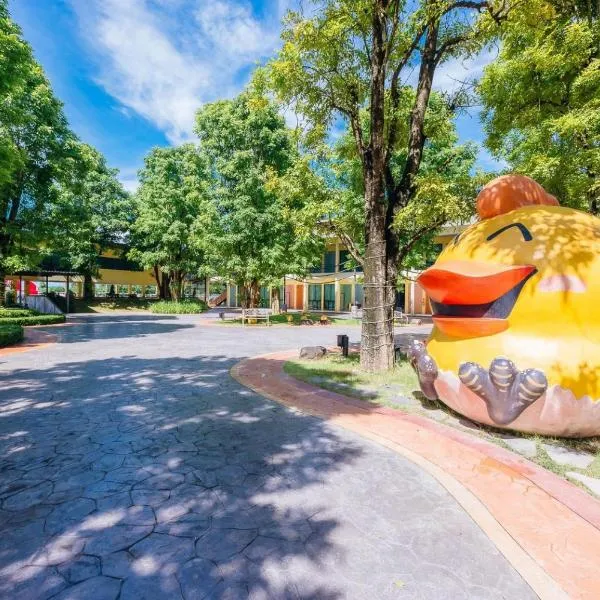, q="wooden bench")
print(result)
[242,308,272,326]
[394,310,409,326]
